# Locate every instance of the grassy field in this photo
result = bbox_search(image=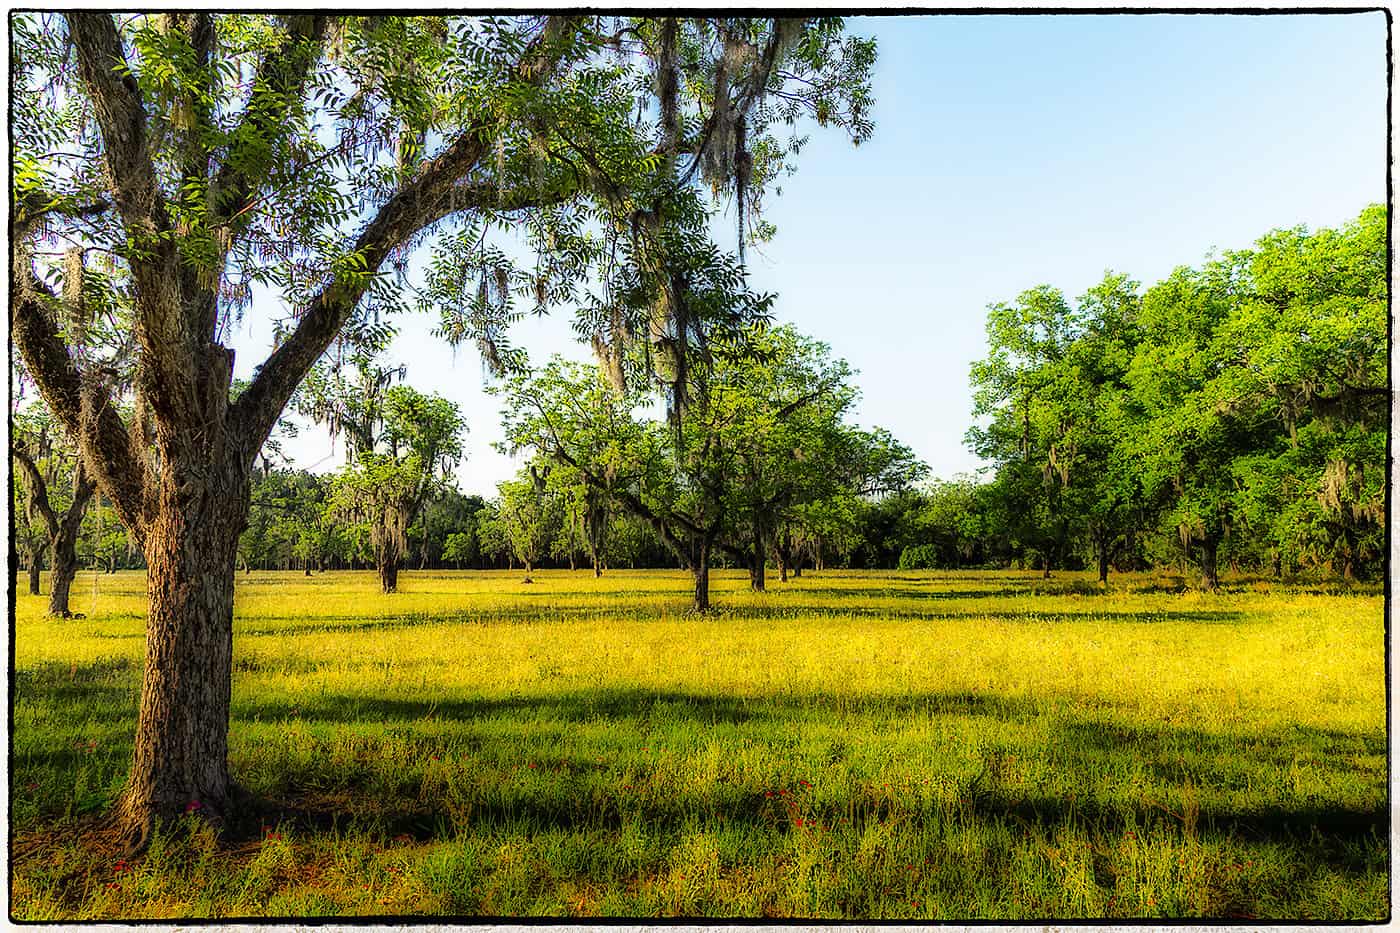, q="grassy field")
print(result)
[9,568,1388,921]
